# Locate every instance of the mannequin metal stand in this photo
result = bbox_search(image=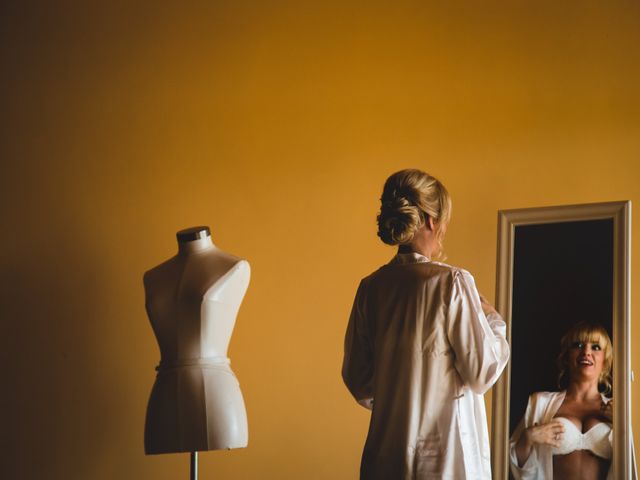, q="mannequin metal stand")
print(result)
[190,452,198,480]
